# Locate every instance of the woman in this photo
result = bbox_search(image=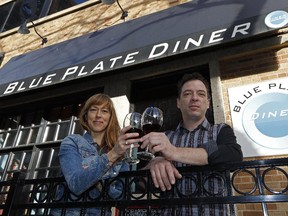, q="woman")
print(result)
[51,93,140,216]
